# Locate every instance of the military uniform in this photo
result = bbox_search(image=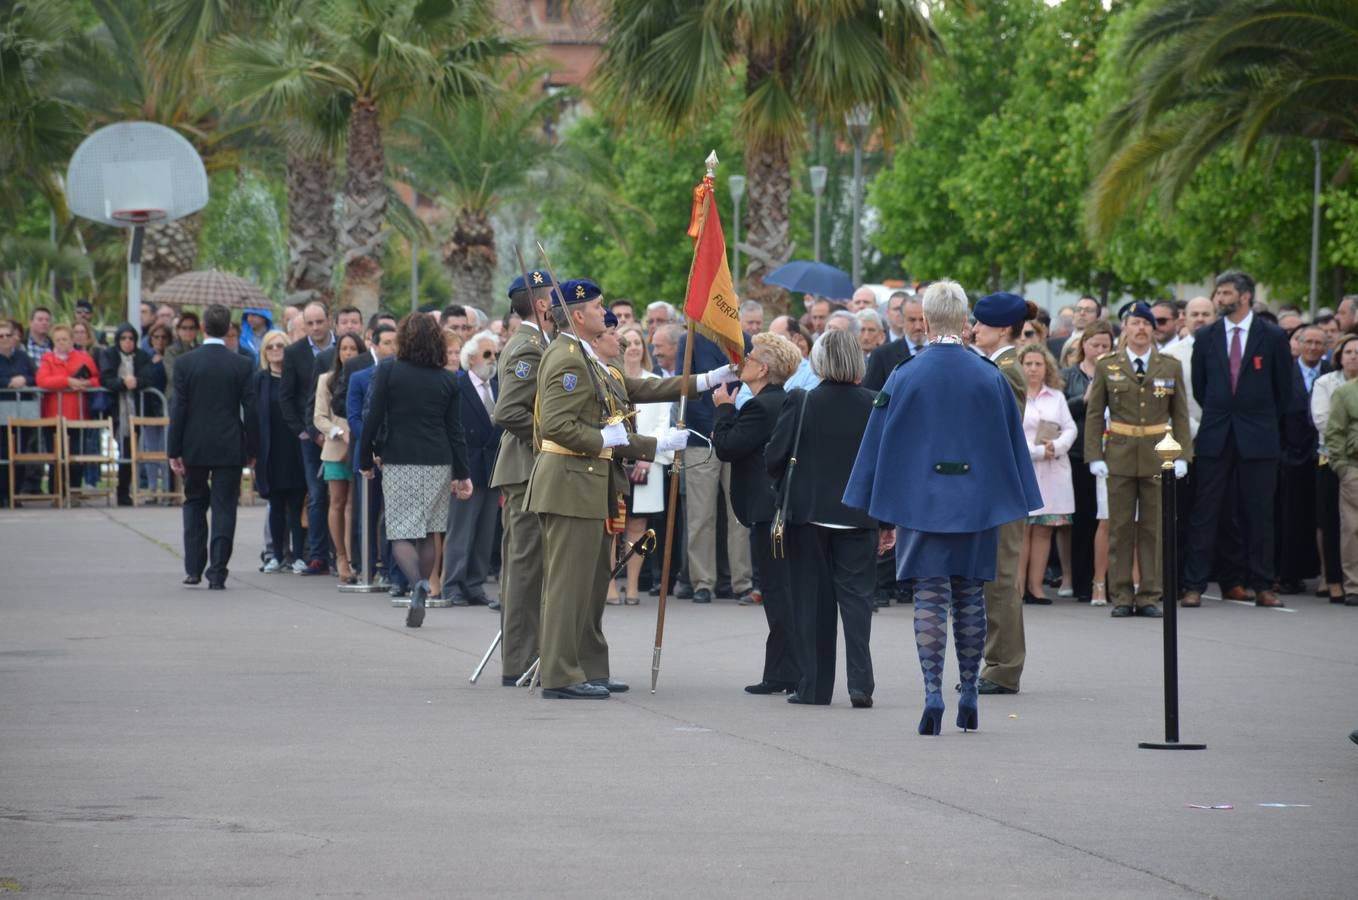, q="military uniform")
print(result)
[980,344,1028,692]
[490,320,551,680]
[1084,346,1192,610]
[525,321,697,694]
